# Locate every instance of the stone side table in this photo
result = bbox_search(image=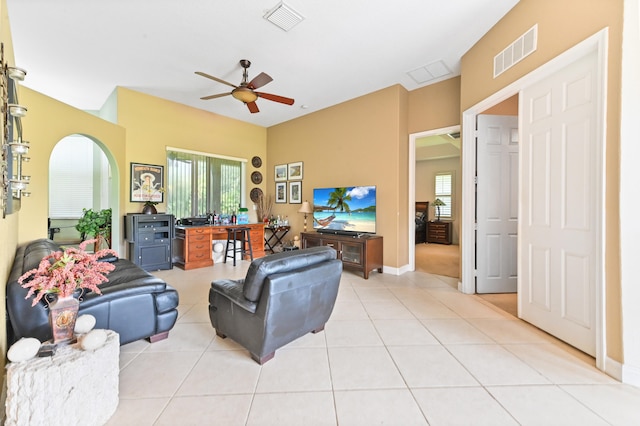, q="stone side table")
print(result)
[5,331,120,426]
